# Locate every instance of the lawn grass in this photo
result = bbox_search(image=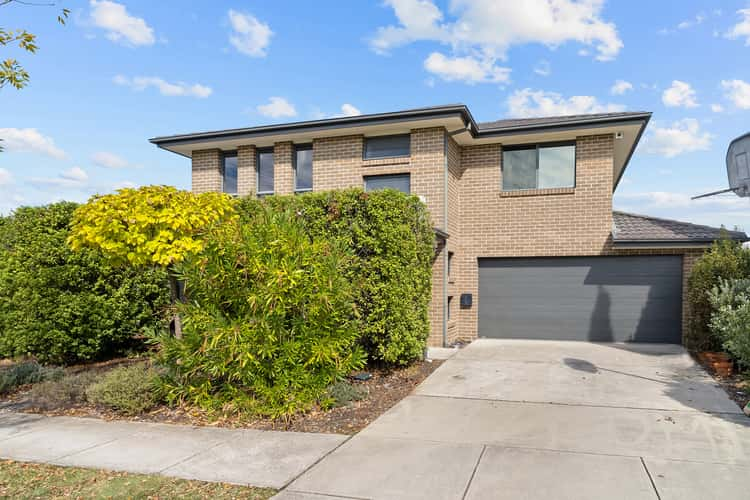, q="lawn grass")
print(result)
[0,459,276,499]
